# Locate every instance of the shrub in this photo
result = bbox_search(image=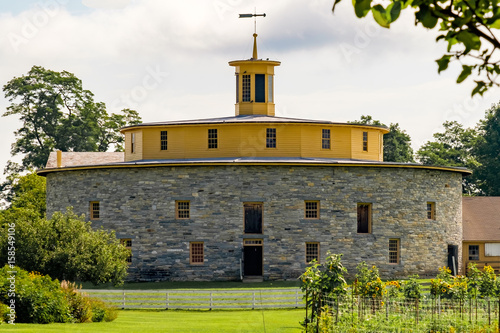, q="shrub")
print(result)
[0,303,10,323]
[60,280,92,323]
[401,274,422,300]
[0,266,71,324]
[90,298,118,322]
